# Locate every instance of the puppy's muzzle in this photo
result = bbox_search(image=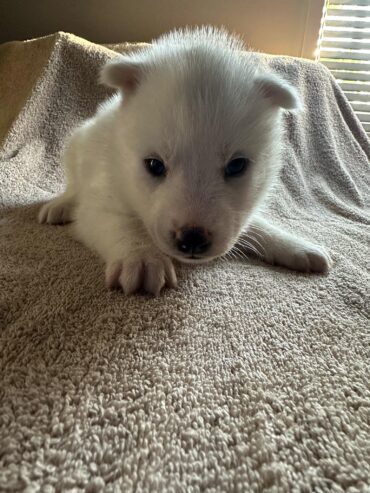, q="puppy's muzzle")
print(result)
[174,227,211,256]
